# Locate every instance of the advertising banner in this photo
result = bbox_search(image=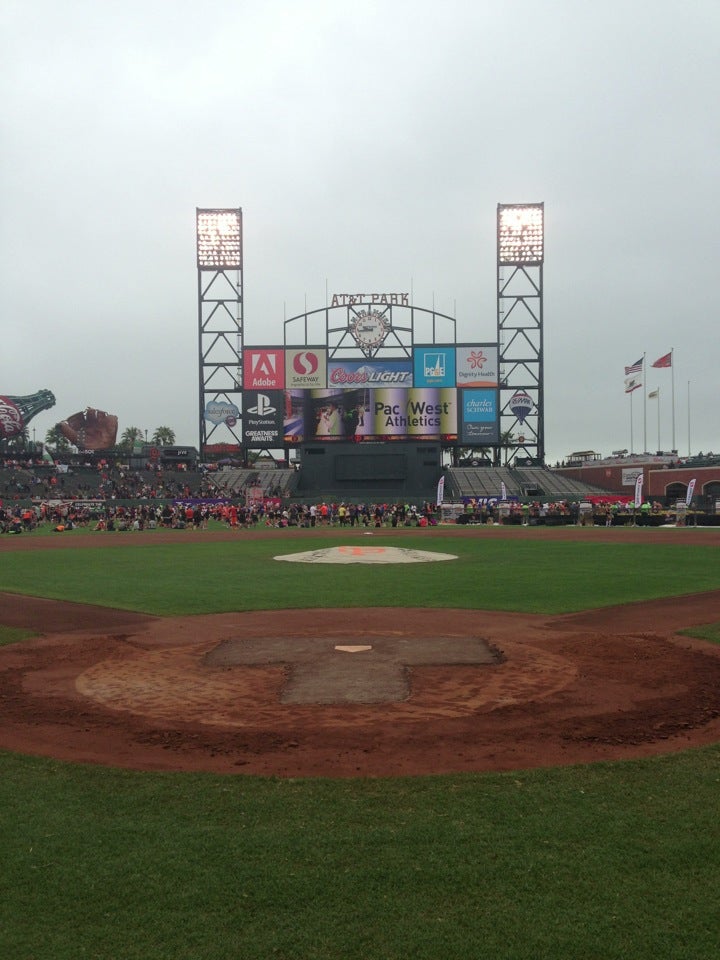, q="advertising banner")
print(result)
[413,347,456,388]
[204,399,240,426]
[282,387,457,442]
[508,390,534,423]
[622,467,643,486]
[243,390,284,446]
[459,389,499,444]
[286,348,327,389]
[327,359,412,388]
[243,348,285,390]
[242,341,503,446]
[436,475,445,506]
[634,472,644,505]
[456,345,499,388]
[369,387,456,439]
